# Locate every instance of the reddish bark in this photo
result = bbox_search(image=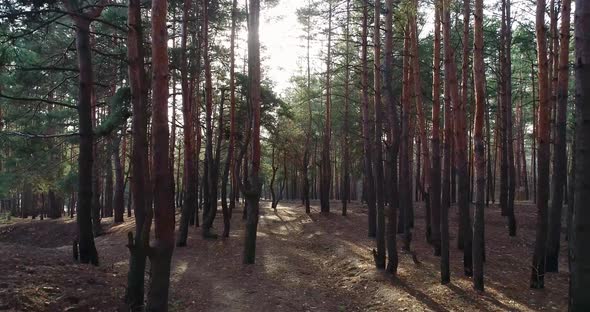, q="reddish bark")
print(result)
[361,0,376,238]
[430,0,442,257]
[243,0,262,264]
[456,0,473,276]
[531,0,550,289]
[546,0,571,273]
[63,0,108,266]
[320,1,333,214]
[472,0,486,291]
[146,0,175,308]
[441,0,453,284]
[384,0,399,275]
[410,0,432,242]
[176,0,197,247]
[373,0,385,269]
